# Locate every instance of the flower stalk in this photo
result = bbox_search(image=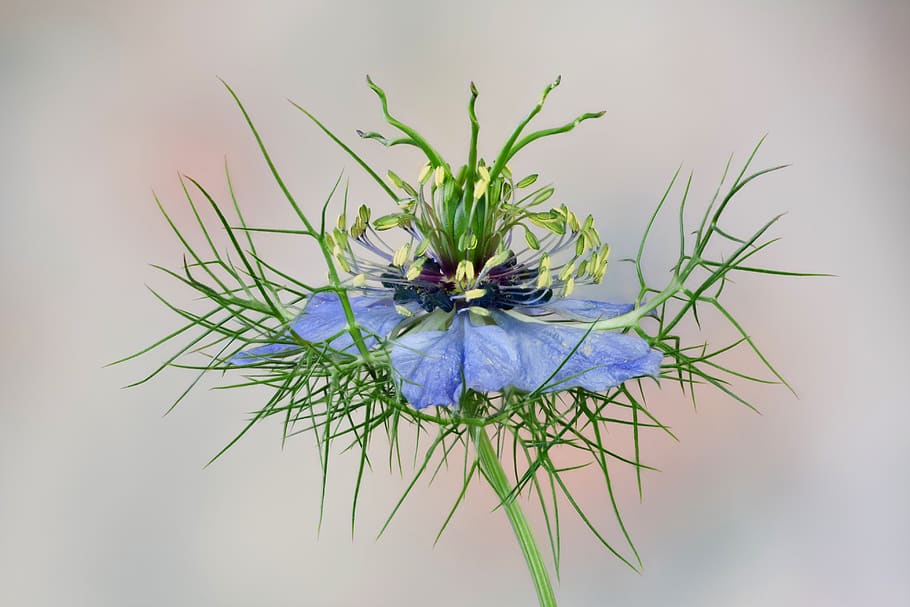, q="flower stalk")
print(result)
[472,423,557,607]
